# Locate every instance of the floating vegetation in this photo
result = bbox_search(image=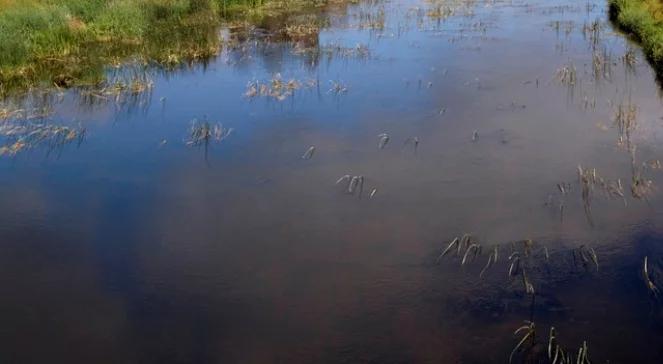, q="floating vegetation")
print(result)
[521,269,535,294]
[548,20,575,35]
[436,236,460,263]
[302,146,316,160]
[245,74,317,101]
[510,321,595,363]
[294,42,371,61]
[613,100,637,150]
[581,93,596,111]
[622,46,638,69]
[479,245,498,278]
[557,182,571,195]
[336,174,366,198]
[461,243,481,266]
[510,321,535,364]
[555,62,577,87]
[643,256,659,299]
[508,251,521,277]
[549,327,592,364]
[436,234,480,264]
[0,106,52,121]
[356,6,386,30]
[328,80,349,94]
[496,102,527,111]
[427,4,455,20]
[591,46,613,82]
[284,22,321,42]
[582,19,603,47]
[573,245,599,272]
[79,70,154,107]
[186,119,232,147]
[631,163,654,200]
[377,133,390,149]
[403,136,420,153]
[0,120,85,156]
[647,159,662,170]
[577,165,596,226]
